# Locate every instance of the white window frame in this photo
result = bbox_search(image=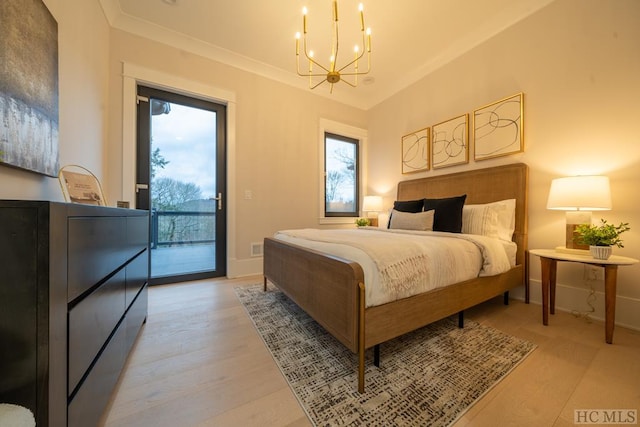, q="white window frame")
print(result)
[318,118,368,225]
